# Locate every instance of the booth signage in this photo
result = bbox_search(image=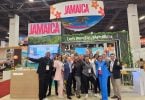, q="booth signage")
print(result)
[50,0,104,19]
[28,22,61,37]
[62,34,113,42]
